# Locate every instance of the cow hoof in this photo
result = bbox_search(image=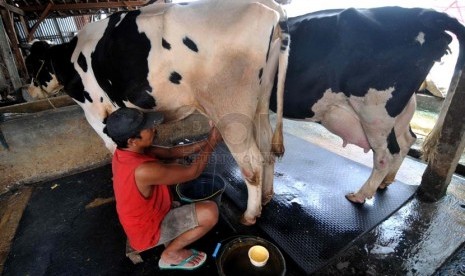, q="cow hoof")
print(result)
[378,182,392,190]
[345,193,366,204]
[271,145,285,158]
[262,194,273,205]
[240,215,256,226]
